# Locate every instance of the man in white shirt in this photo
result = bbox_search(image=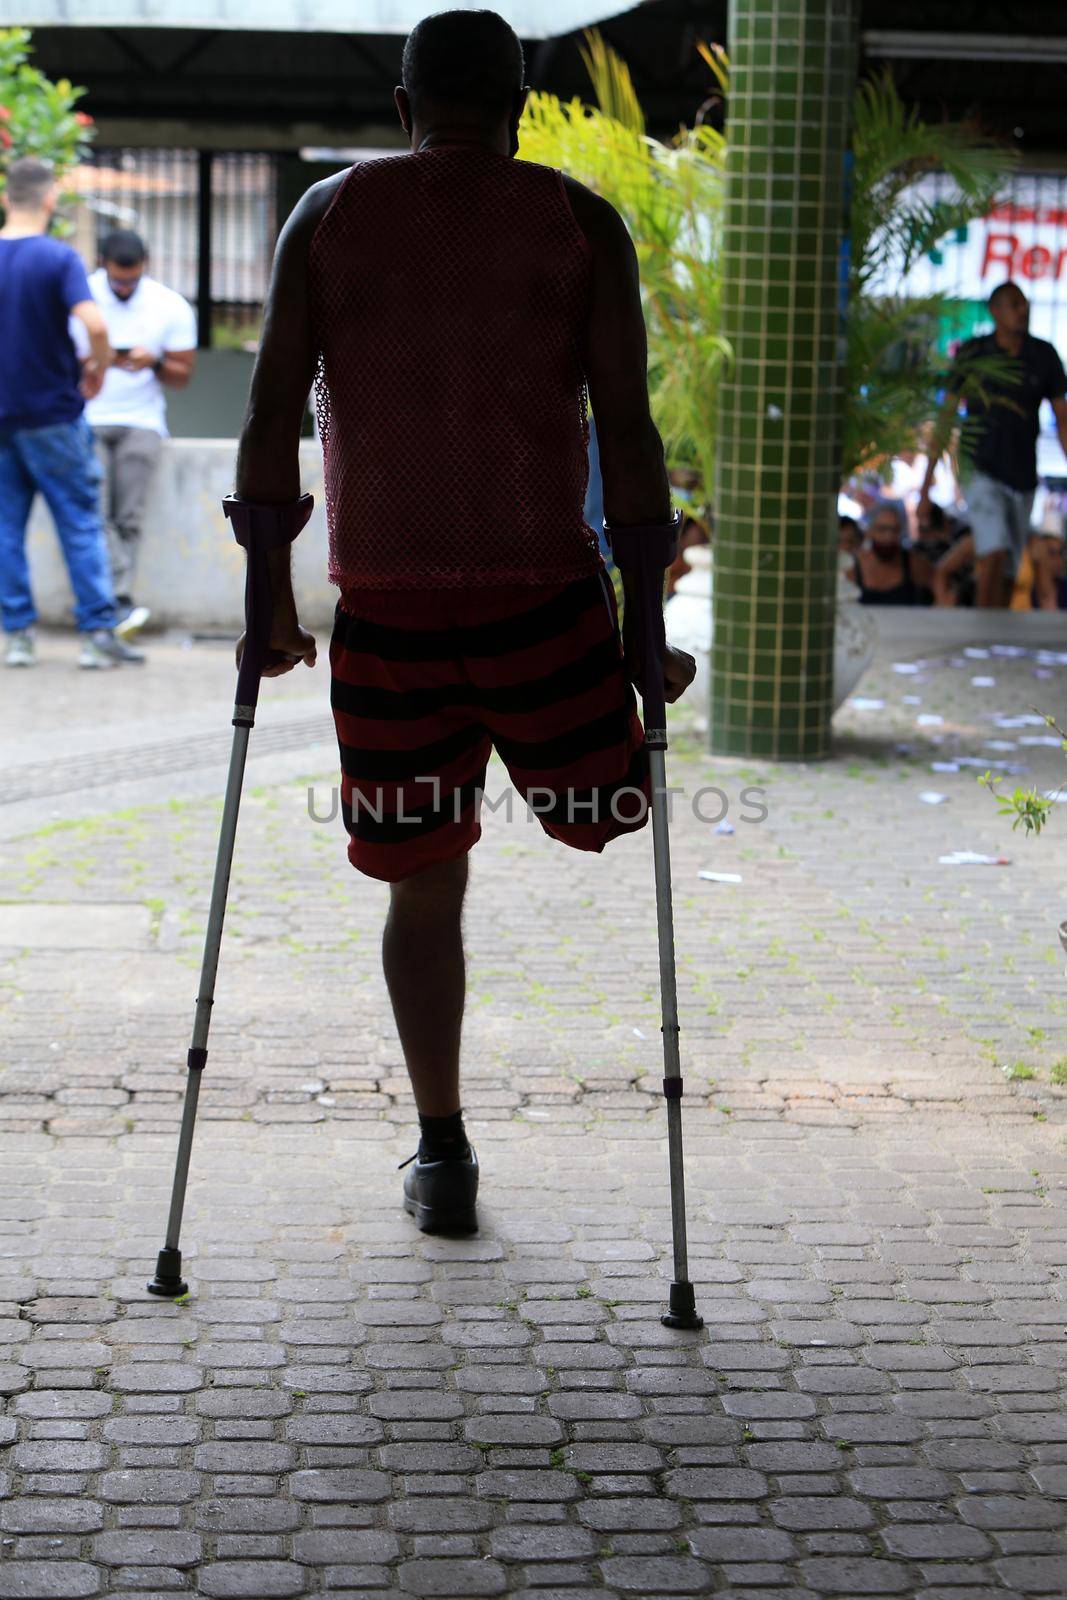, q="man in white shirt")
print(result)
[86,231,197,633]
